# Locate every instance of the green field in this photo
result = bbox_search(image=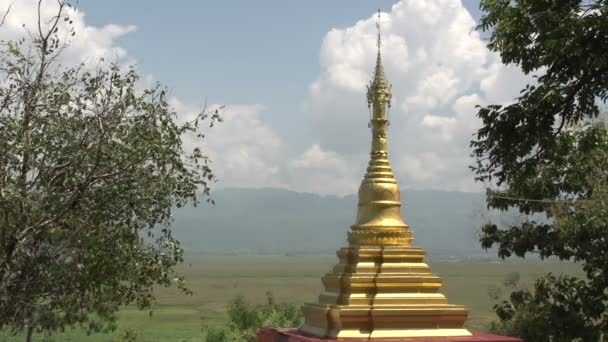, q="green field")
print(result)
[1,256,582,341]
